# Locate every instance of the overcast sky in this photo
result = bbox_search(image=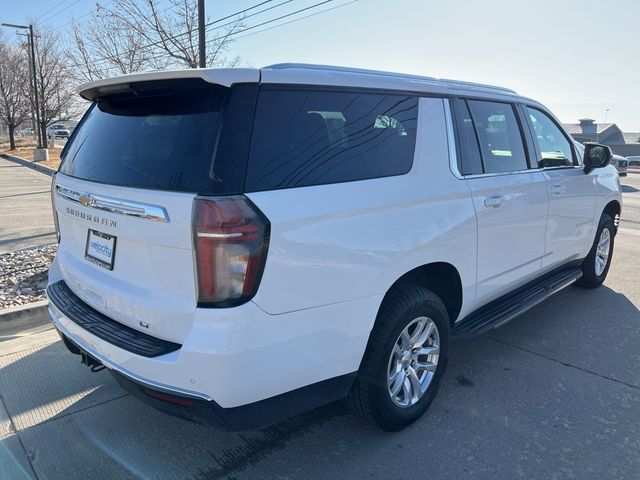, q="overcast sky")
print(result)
[3,0,639,131]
